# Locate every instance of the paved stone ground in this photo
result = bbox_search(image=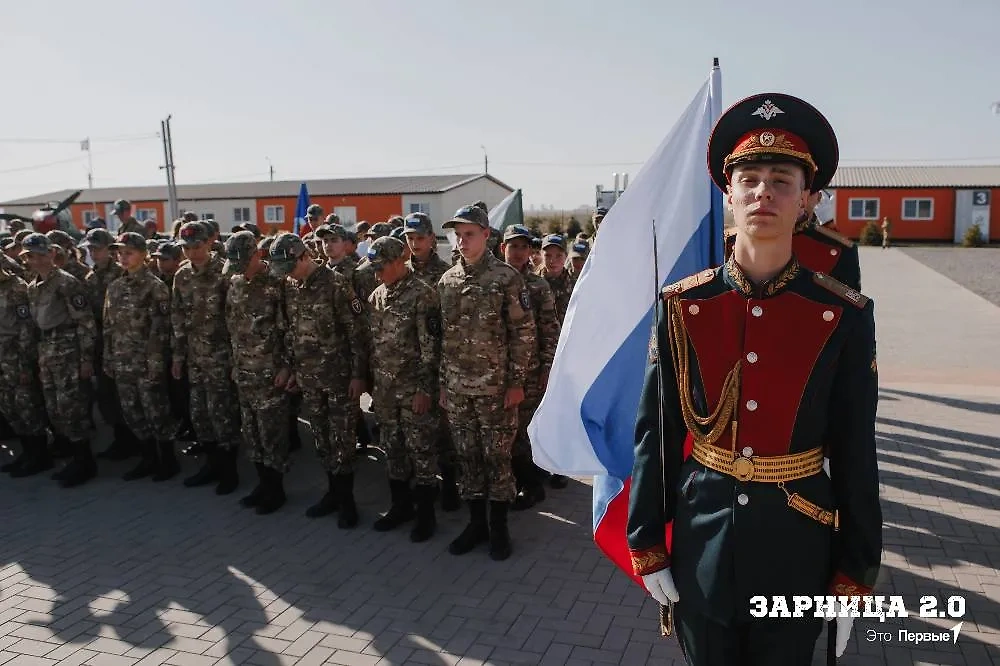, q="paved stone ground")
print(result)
[899,247,1000,308]
[0,247,998,666]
